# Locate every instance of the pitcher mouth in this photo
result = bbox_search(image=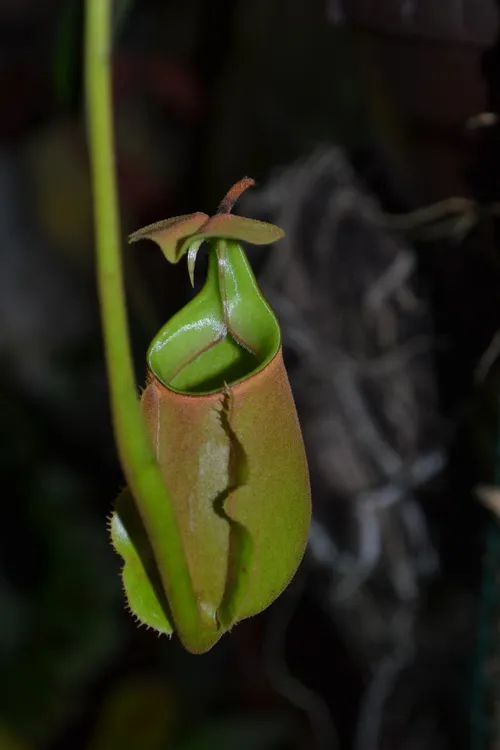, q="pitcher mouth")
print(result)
[152,335,264,395]
[146,346,283,399]
[147,243,281,396]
